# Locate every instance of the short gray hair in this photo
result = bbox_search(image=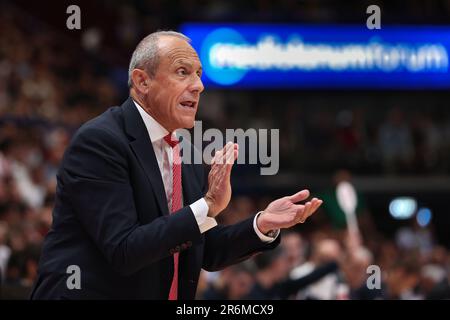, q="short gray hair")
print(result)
[128,31,191,88]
